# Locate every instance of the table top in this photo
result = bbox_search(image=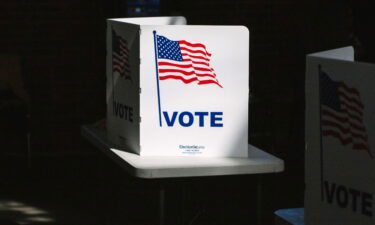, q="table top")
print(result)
[275,208,304,225]
[81,125,284,179]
